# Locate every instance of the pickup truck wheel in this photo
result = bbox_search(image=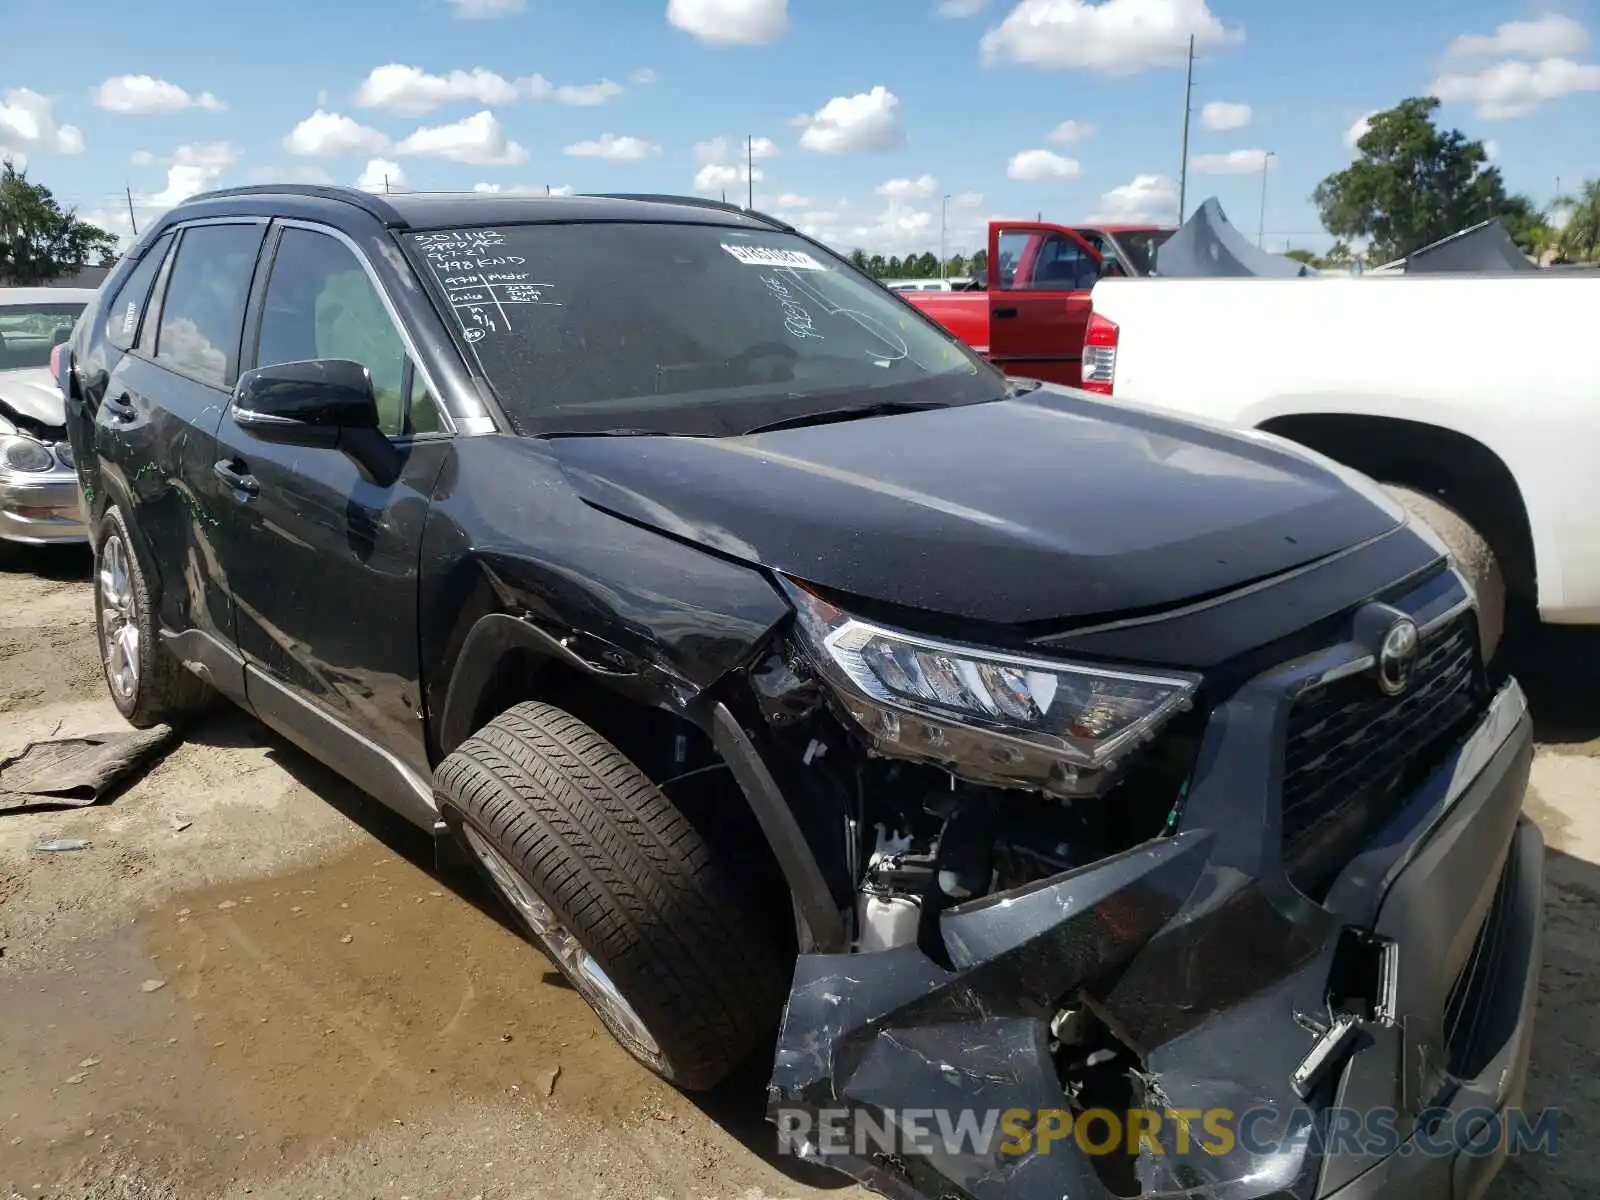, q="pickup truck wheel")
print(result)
[1383,485,1505,663]
[94,507,215,727]
[436,701,790,1091]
